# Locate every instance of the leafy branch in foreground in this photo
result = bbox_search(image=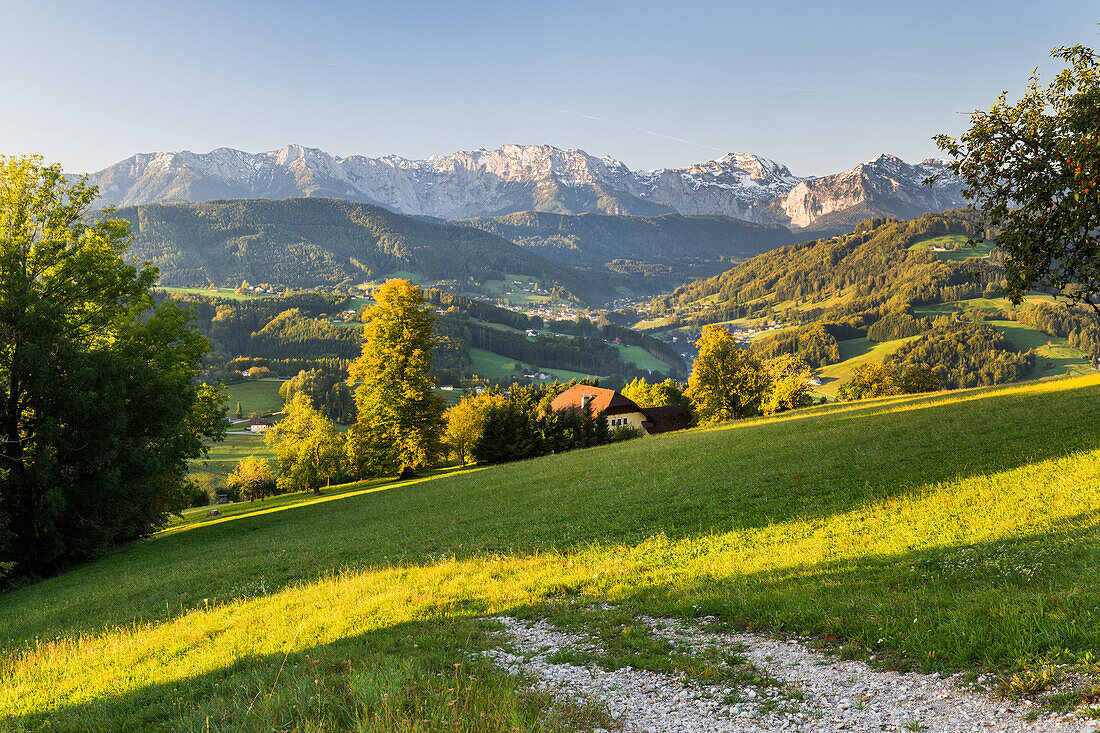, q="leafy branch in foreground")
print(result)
[933,42,1100,308]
